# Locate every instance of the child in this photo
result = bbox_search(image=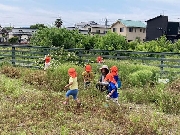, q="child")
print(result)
[96,56,103,72]
[63,68,81,107]
[96,56,103,64]
[96,65,109,91]
[82,64,94,89]
[104,73,120,106]
[110,66,121,89]
[44,54,51,70]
